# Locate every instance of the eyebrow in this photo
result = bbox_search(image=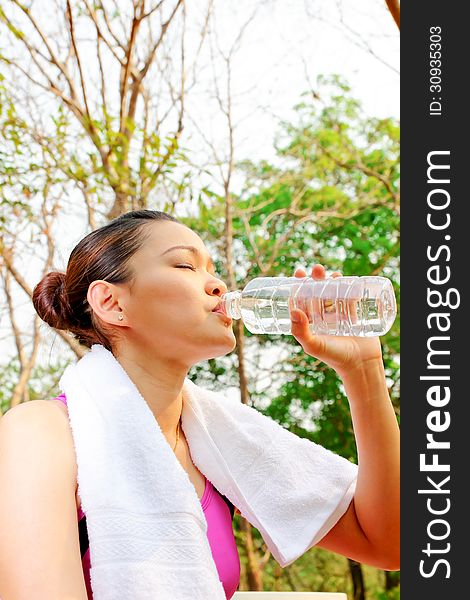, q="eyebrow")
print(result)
[160,245,216,272]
